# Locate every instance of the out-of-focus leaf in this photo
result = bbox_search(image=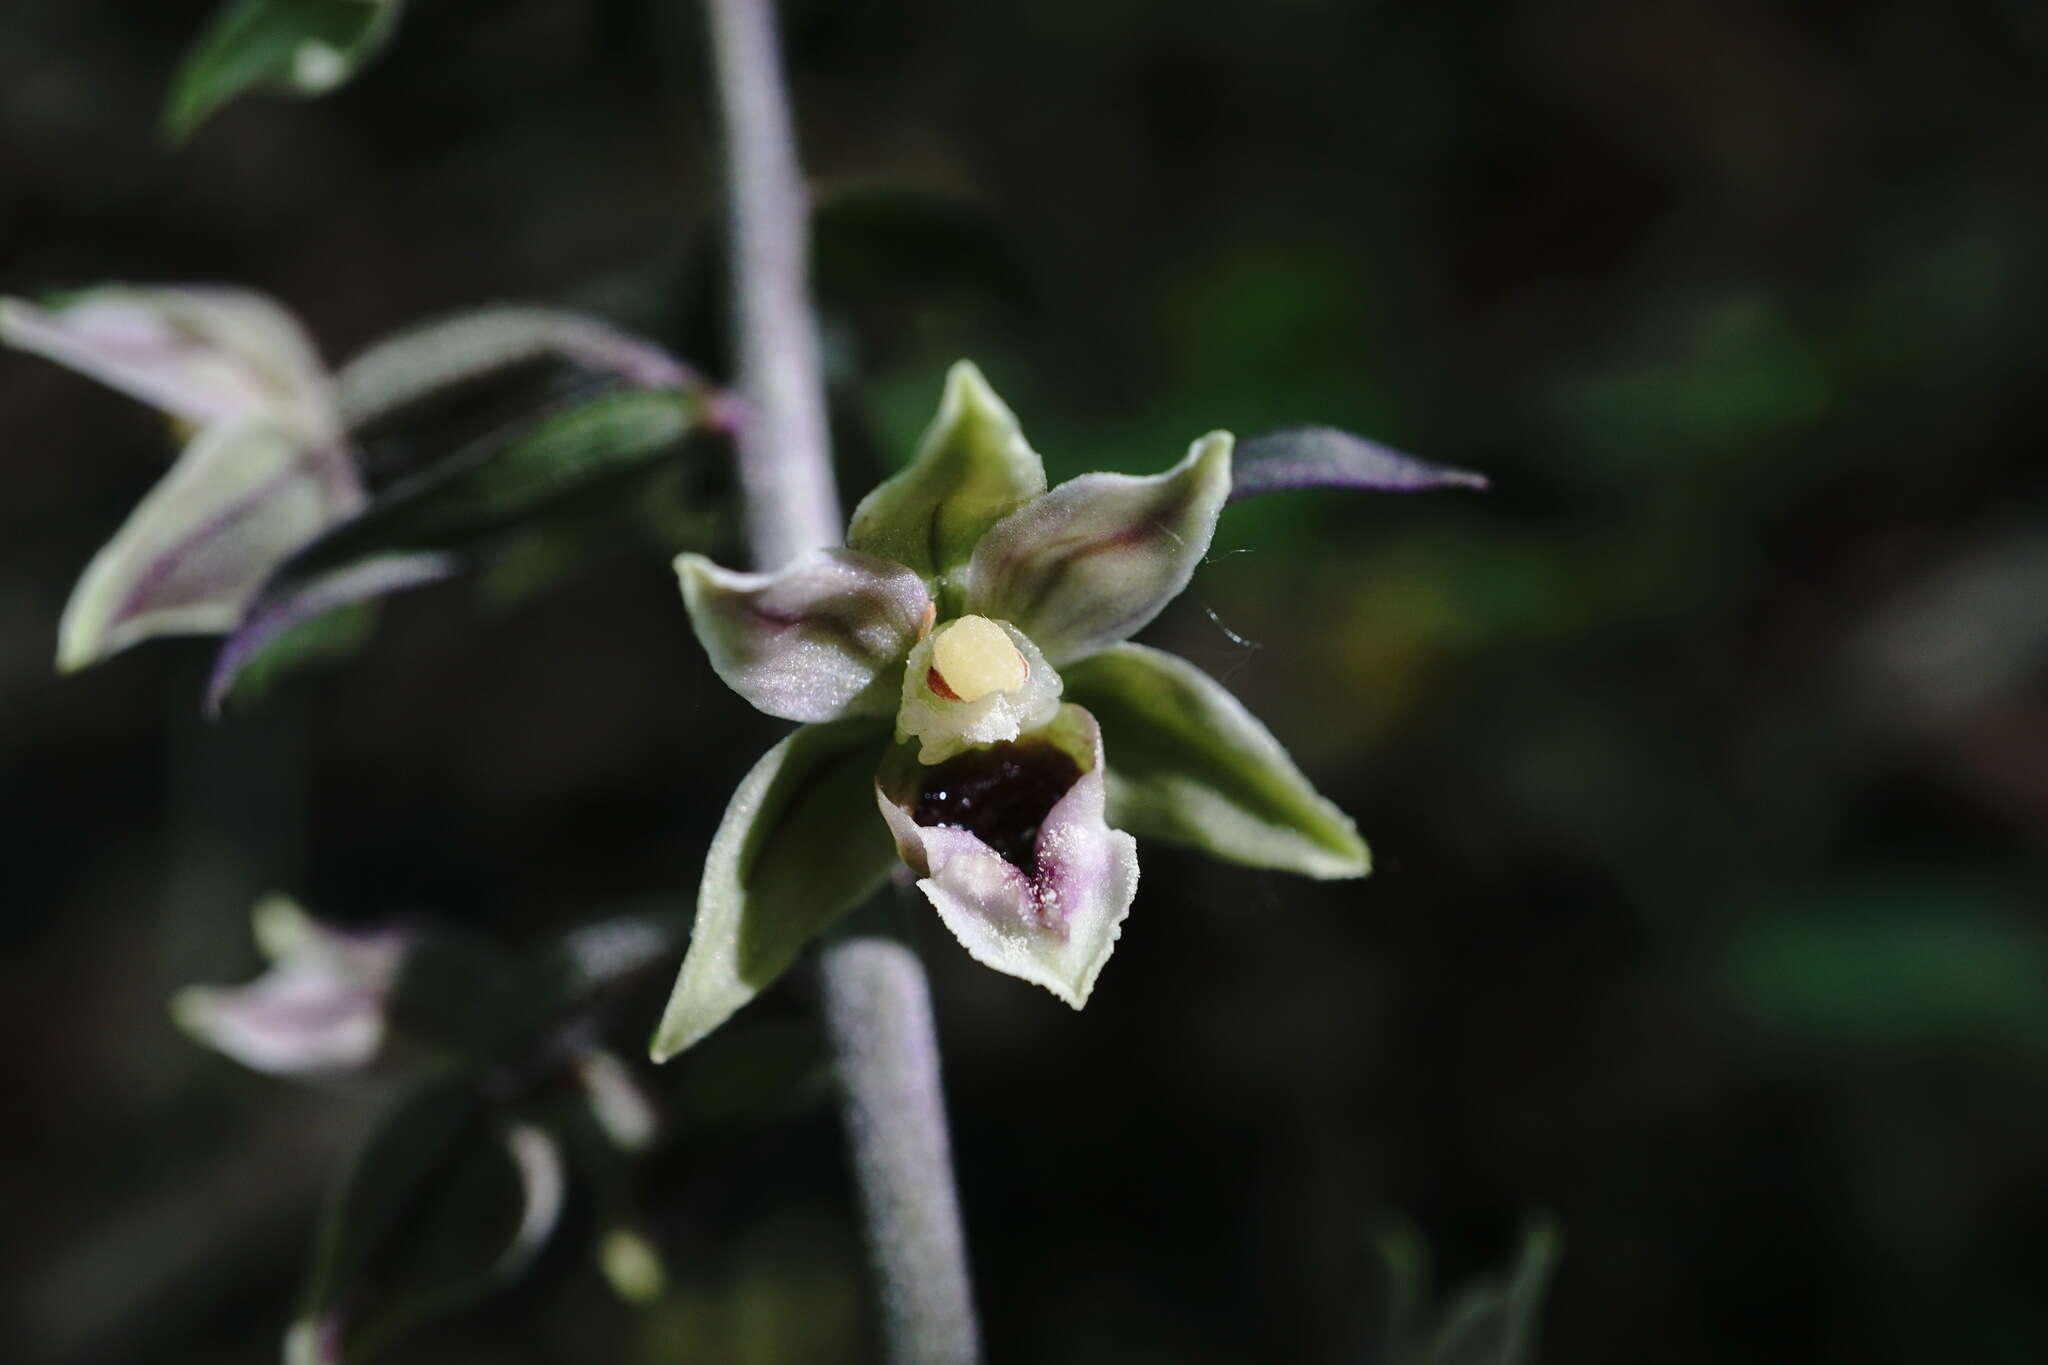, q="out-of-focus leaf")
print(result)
[0,286,333,430]
[1717,880,2048,1057]
[651,1020,830,1134]
[1228,427,1487,502]
[381,934,523,1063]
[1064,643,1369,879]
[208,388,705,710]
[335,306,696,433]
[650,717,897,1062]
[1372,1224,1432,1363]
[1430,1222,1560,1365]
[812,185,1032,319]
[168,0,404,140]
[287,1081,565,1364]
[58,420,363,672]
[1368,1220,1560,1365]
